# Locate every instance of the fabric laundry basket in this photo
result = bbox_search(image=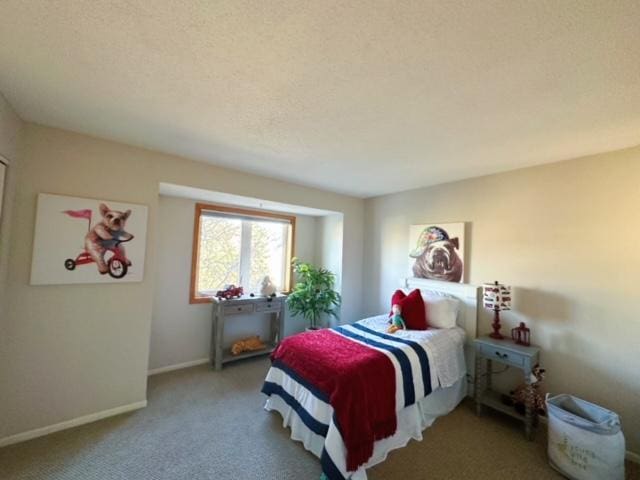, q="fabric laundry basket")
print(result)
[546,393,625,480]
